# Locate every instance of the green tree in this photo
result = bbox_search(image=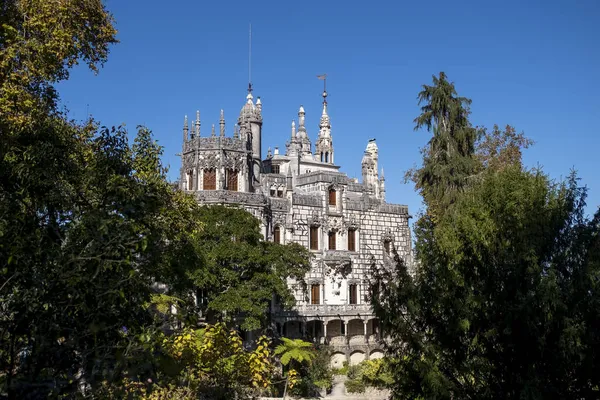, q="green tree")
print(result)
[407,72,479,218]
[372,167,600,399]
[275,338,317,399]
[0,0,117,127]
[0,121,204,397]
[189,205,312,331]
